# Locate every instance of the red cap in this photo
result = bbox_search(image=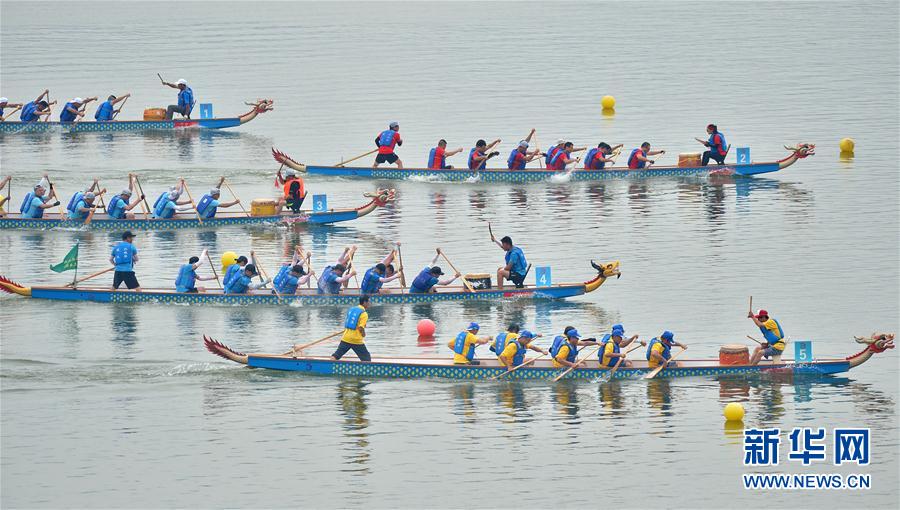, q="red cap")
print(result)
[755,309,769,319]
